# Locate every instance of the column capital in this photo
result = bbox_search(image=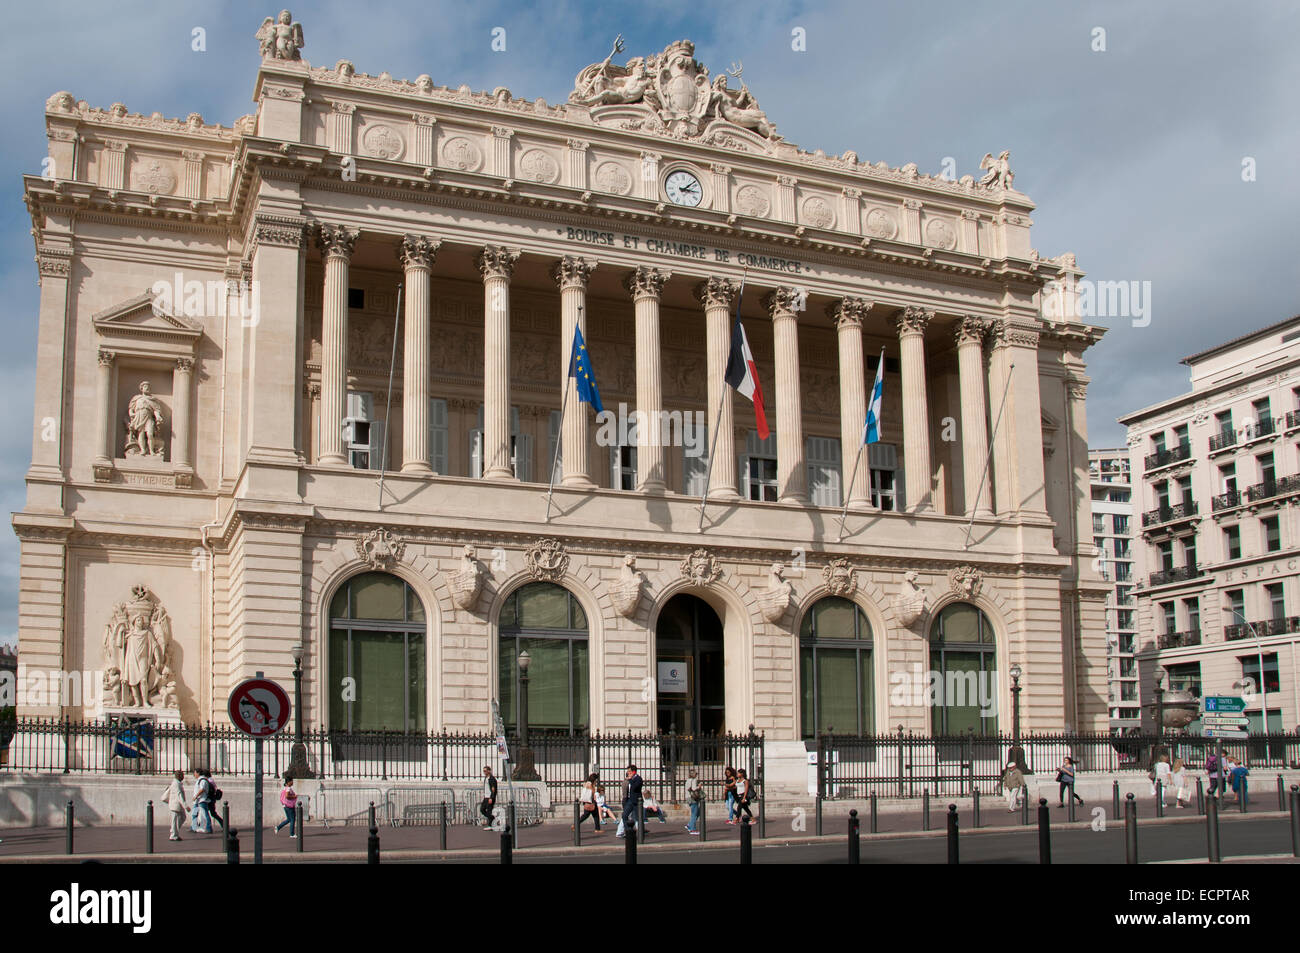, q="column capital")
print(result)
[693,276,739,310]
[624,265,670,300]
[174,357,194,373]
[1065,377,1089,401]
[97,349,116,367]
[36,245,73,279]
[894,305,932,336]
[399,234,441,270]
[552,255,597,290]
[954,314,992,347]
[763,286,806,319]
[256,213,309,250]
[314,222,357,260]
[477,246,519,280]
[826,296,872,329]
[990,319,1040,350]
